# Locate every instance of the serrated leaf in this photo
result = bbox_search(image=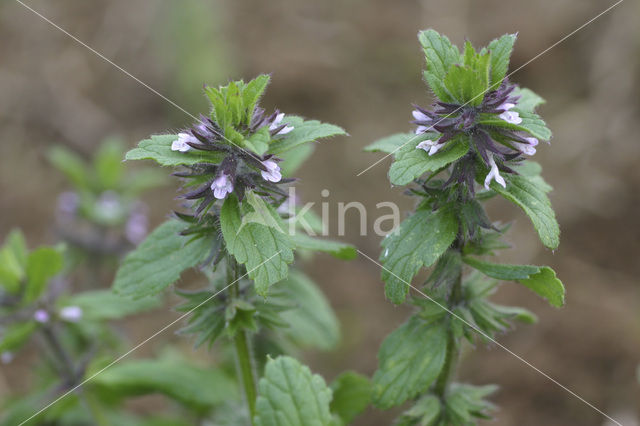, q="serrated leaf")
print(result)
[290,234,356,260]
[240,191,286,233]
[269,271,340,350]
[489,173,560,249]
[372,316,448,409]
[125,134,224,166]
[329,372,371,424]
[254,356,333,426]
[389,134,470,185]
[24,247,64,303]
[444,383,497,425]
[443,59,489,106]
[418,29,461,102]
[463,257,564,307]
[380,206,458,304]
[243,74,271,124]
[487,33,517,87]
[62,290,161,320]
[364,132,415,154]
[91,358,236,410]
[267,116,347,155]
[220,196,294,296]
[477,110,551,141]
[513,87,545,112]
[113,220,214,298]
[397,394,441,426]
